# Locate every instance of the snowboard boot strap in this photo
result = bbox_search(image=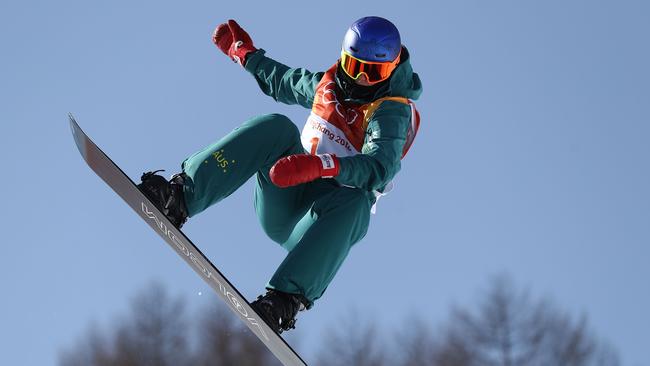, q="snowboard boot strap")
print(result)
[138,170,189,229]
[251,290,309,334]
[166,173,189,227]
